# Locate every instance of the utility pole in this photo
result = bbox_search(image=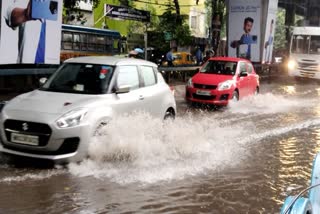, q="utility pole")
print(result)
[144,0,150,60]
[211,0,217,52]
